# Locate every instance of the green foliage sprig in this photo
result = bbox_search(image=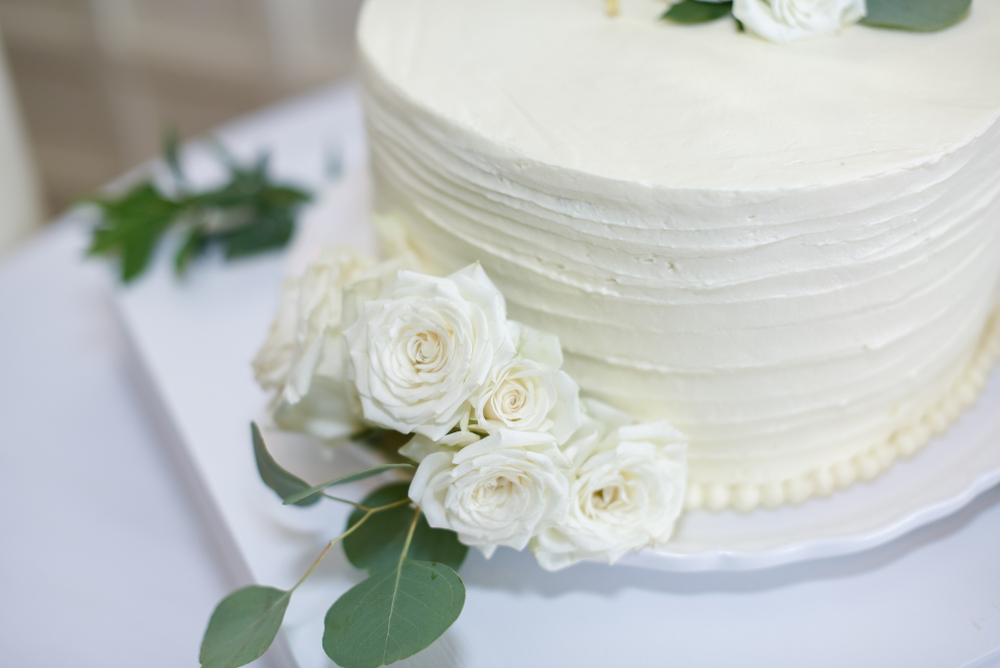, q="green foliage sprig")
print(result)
[200,424,468,668]
[661,0,972,31]
[86,132,311,283]
[662,0,733,24]
[860,0,971,31]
